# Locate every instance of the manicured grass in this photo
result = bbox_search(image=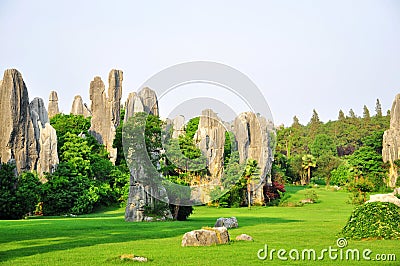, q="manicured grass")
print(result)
[0,187,398,265]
